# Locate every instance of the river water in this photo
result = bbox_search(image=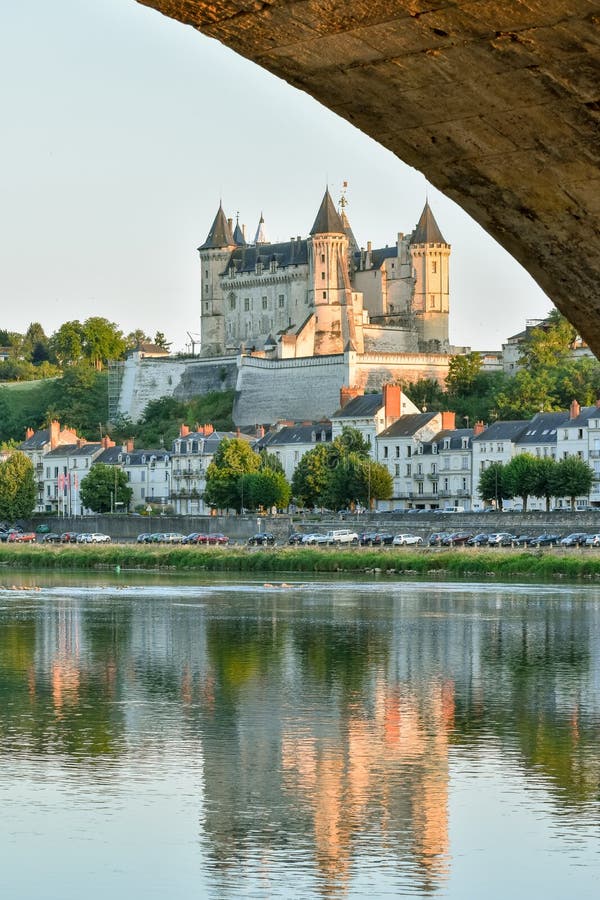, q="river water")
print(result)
[0,573,599,899]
